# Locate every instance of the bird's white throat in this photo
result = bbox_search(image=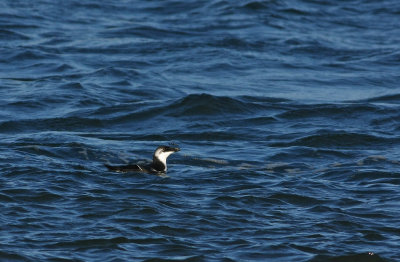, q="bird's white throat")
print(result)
[154,151,174,166]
